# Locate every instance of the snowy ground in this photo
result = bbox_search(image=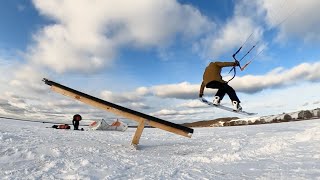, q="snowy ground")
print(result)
[0,118,320,180]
